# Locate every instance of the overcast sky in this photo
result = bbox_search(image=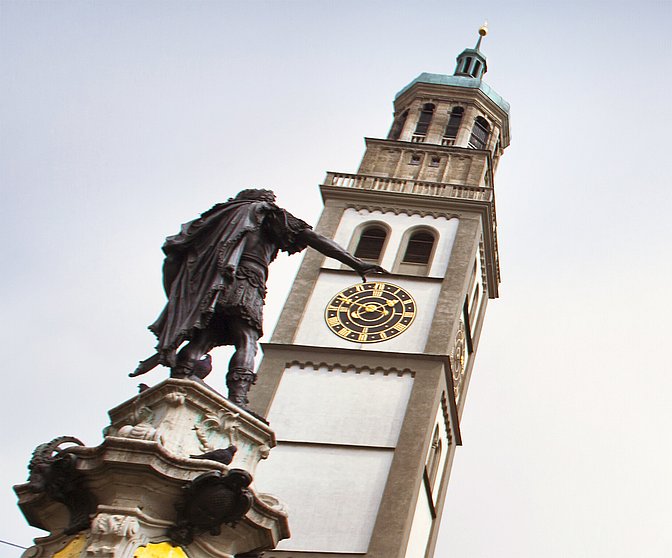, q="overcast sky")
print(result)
[2,1,672,556]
